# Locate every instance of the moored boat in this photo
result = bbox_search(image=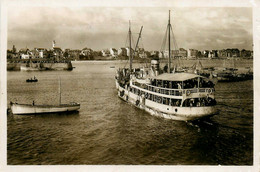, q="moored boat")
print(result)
[215,67,253,82]
[115,11,218,121]
[10,102,80,115]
